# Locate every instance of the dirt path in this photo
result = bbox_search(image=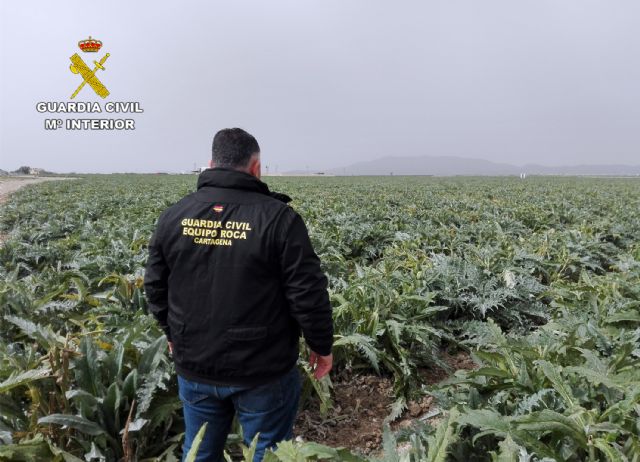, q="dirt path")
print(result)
[0,177,76,204]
